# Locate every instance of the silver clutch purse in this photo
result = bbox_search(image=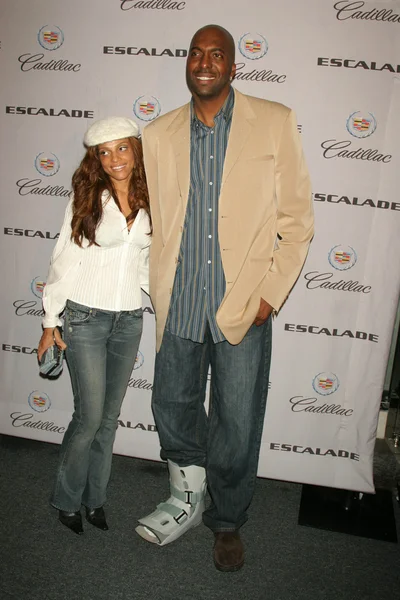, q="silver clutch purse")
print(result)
[39,344,64,377]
